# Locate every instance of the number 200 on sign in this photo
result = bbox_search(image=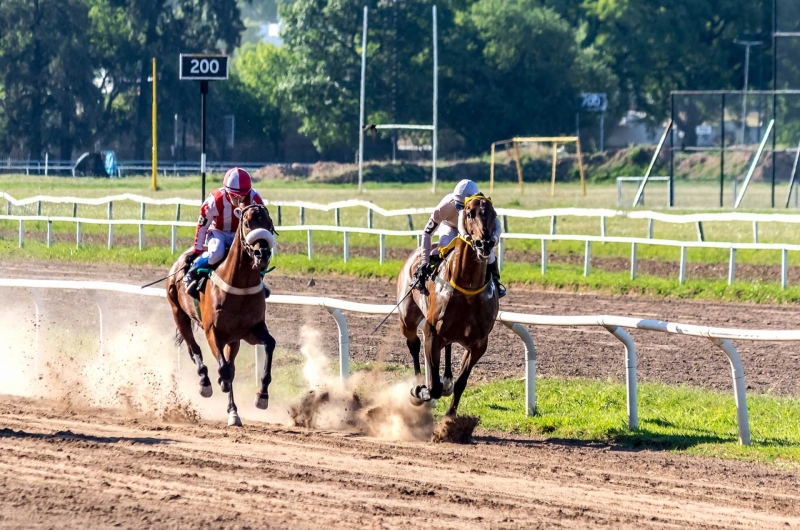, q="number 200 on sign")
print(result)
[179,54,228,80]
